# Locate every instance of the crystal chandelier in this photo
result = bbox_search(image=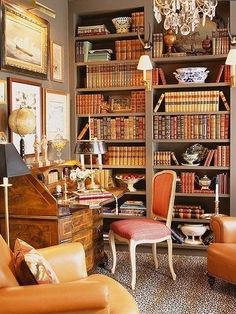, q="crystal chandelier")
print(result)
[153,0,218,35]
